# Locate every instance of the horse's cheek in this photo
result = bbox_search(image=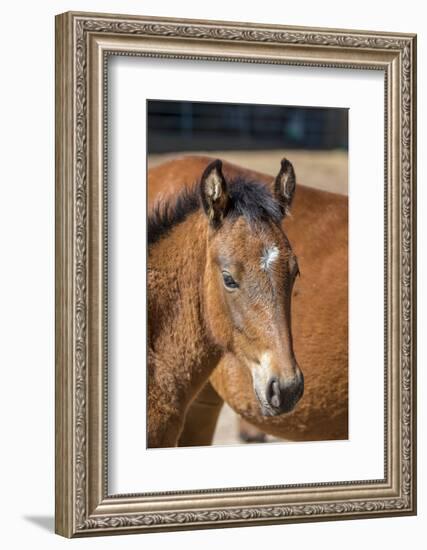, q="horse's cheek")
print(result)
[211,356,259,417]
[205,278,233,349]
